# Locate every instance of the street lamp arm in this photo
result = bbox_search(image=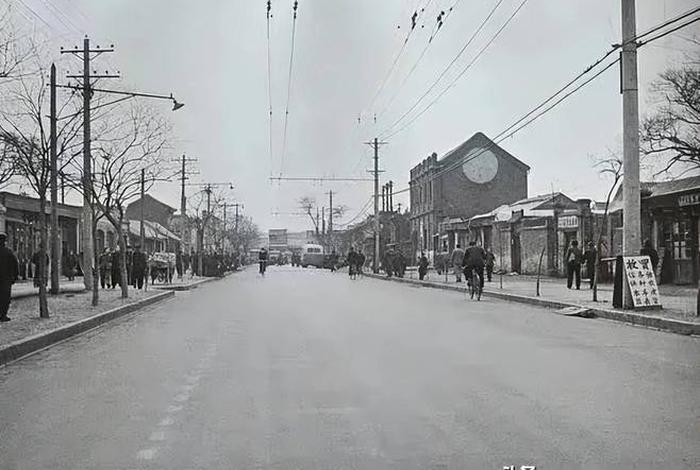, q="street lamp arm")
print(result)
[55,84,185,110]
